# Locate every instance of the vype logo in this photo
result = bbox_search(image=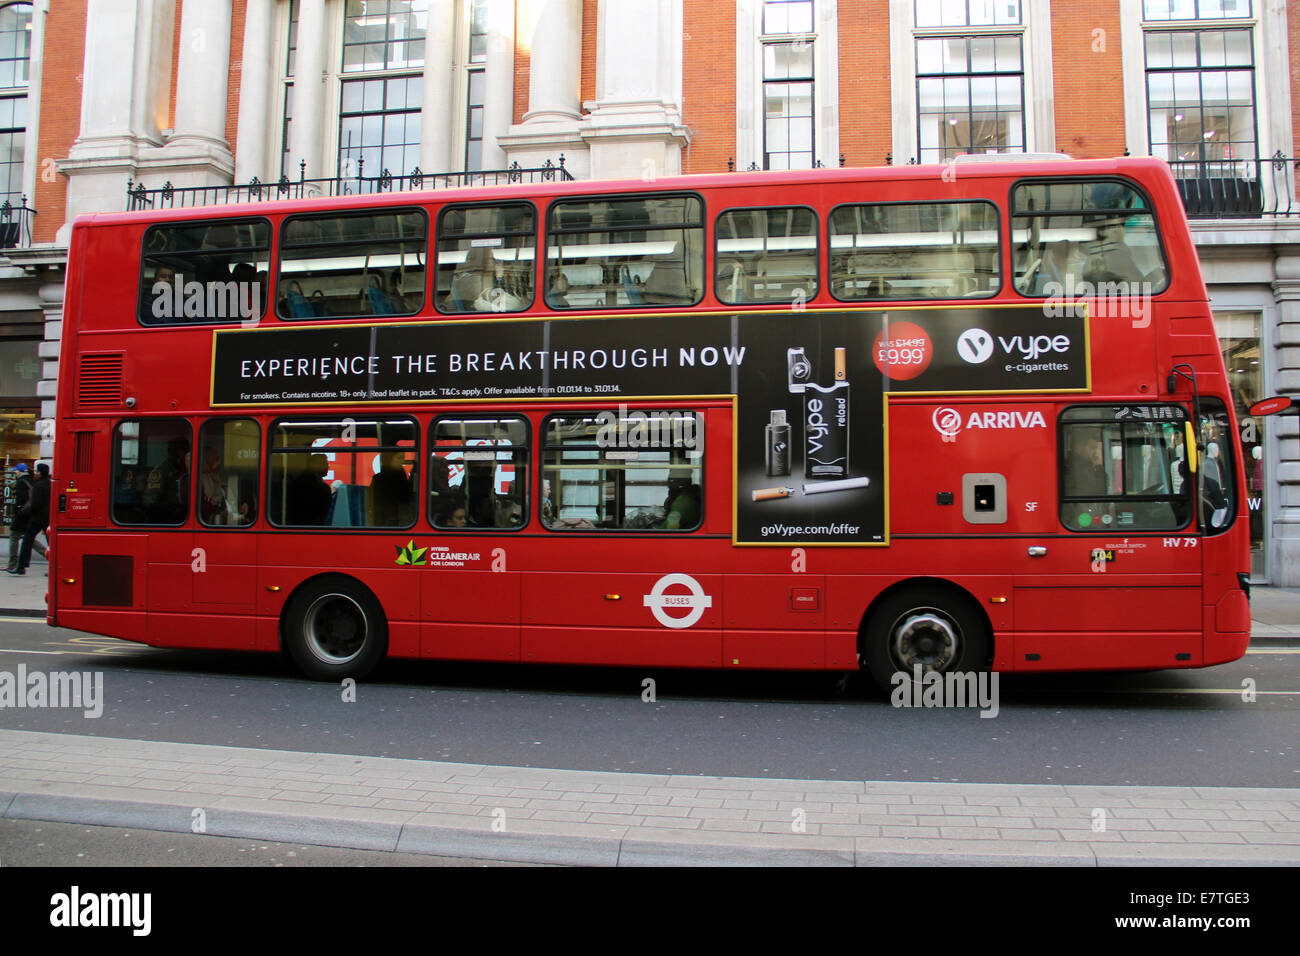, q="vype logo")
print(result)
[807,398,829,453]
[956,328,994,364]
